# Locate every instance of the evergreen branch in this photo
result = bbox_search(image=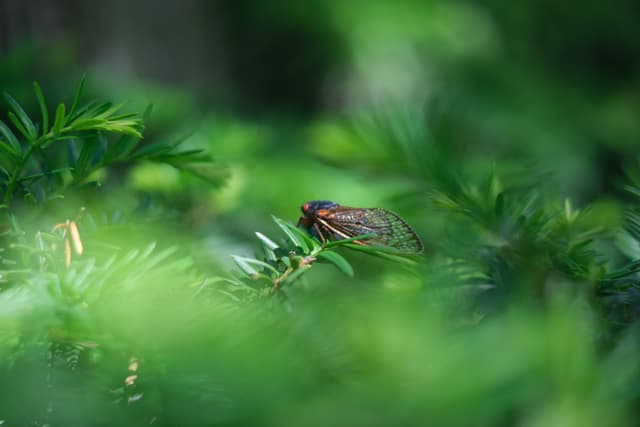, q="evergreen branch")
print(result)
[0,77,226,207]
[232,216,416,294]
